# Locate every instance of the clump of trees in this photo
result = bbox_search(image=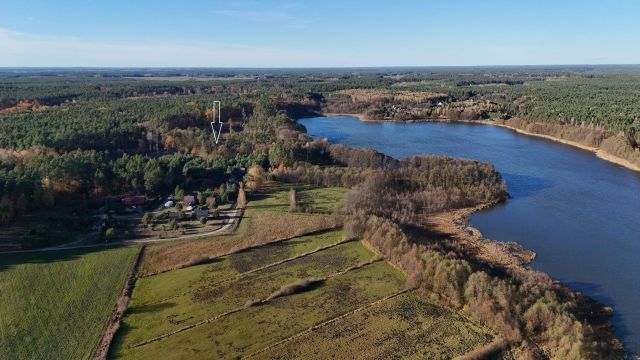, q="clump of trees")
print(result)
[344,214,610,358]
